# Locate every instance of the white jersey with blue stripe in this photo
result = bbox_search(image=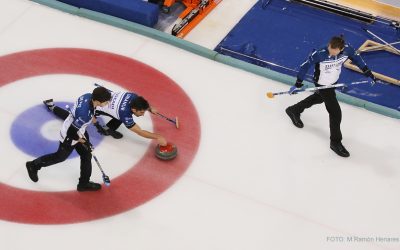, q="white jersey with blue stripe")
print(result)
[96,91,138,128]
[297,44,367,85]
[59,93,94,144]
